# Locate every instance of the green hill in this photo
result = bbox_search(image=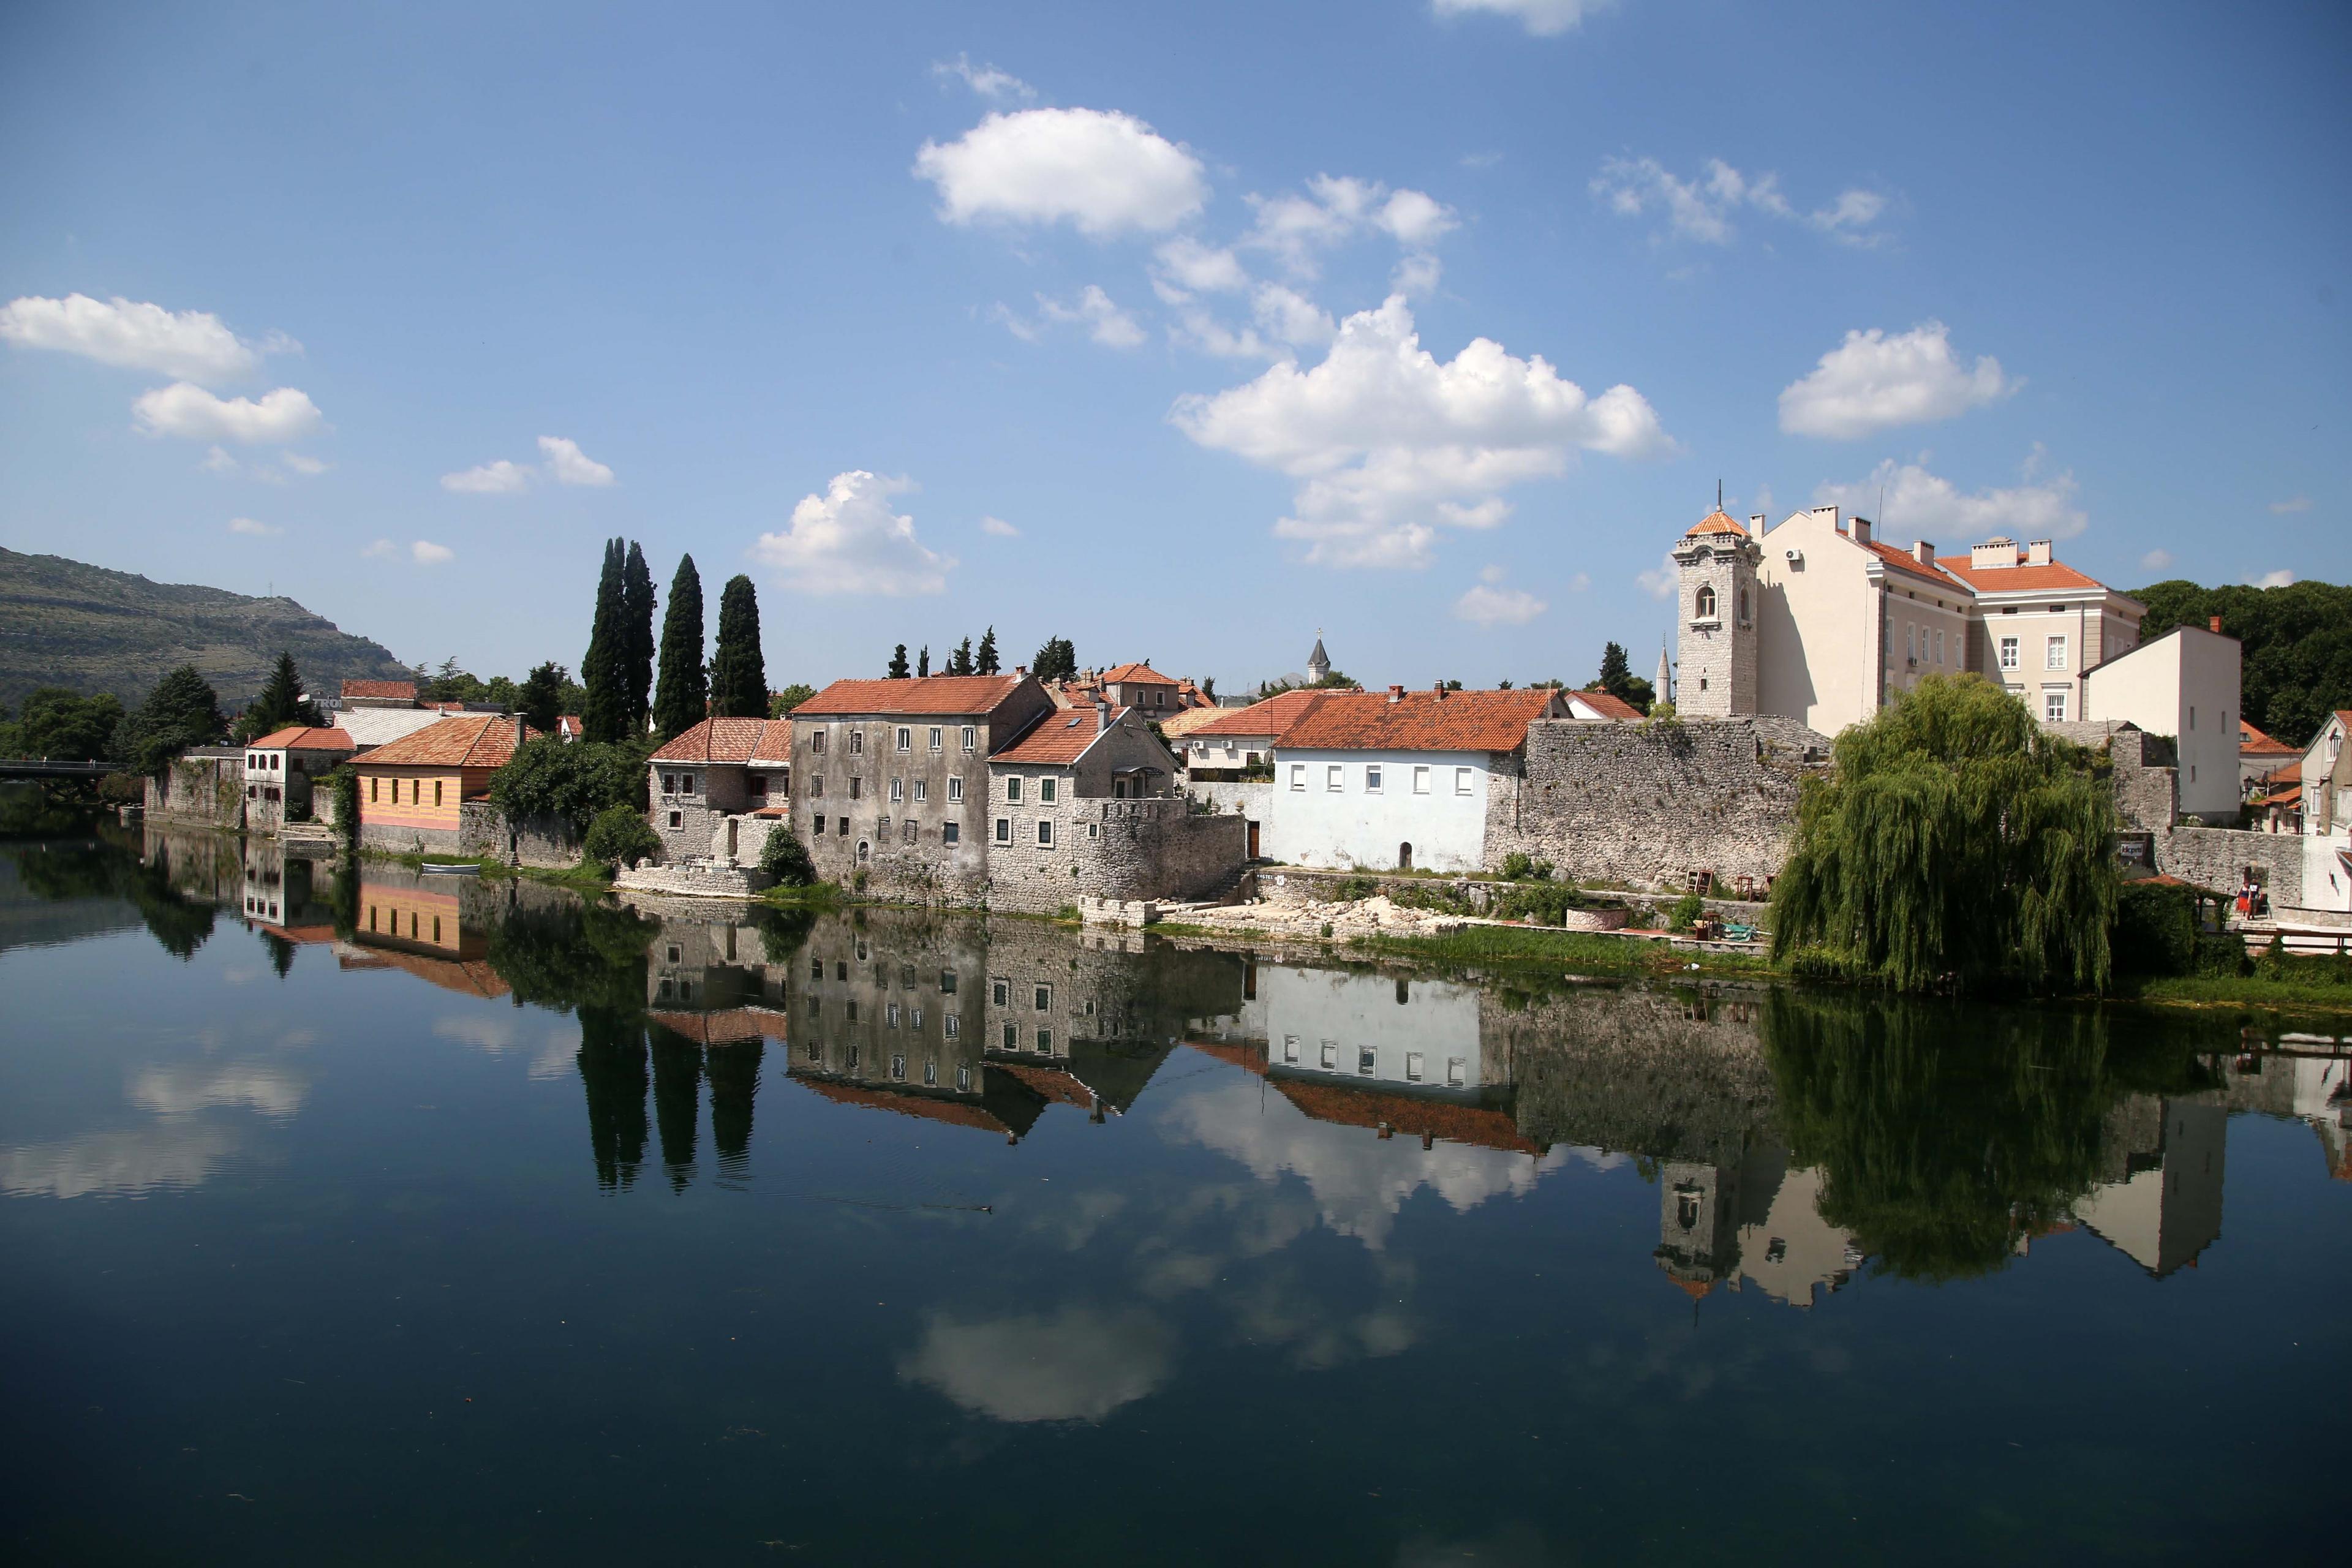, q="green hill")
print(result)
[0,546,412,712]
